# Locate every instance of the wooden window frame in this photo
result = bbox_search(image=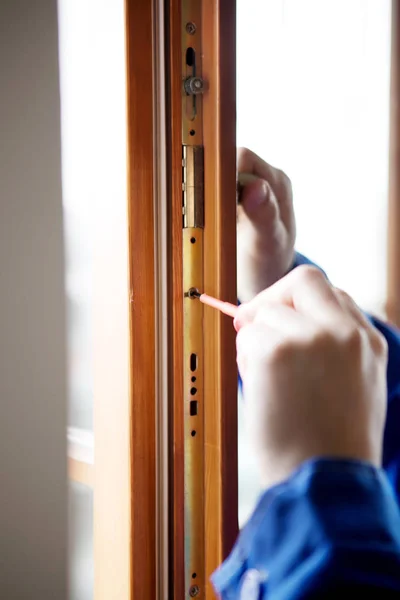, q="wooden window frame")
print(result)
[66,2,399,596]
[67,0,238,597]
